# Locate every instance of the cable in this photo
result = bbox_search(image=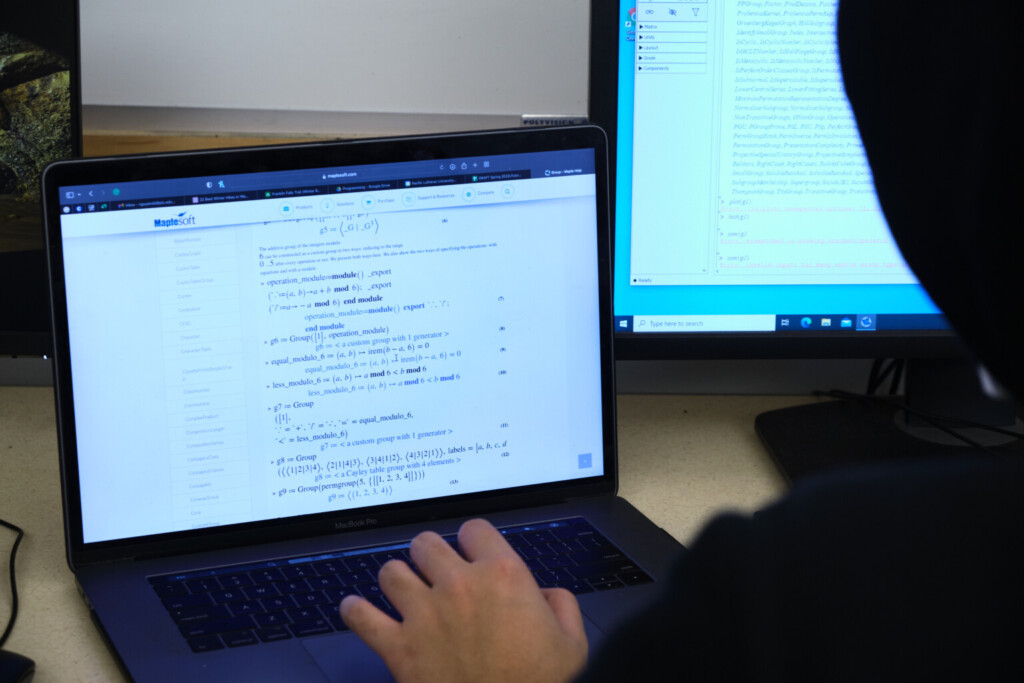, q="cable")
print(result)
[0,518,24,650]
